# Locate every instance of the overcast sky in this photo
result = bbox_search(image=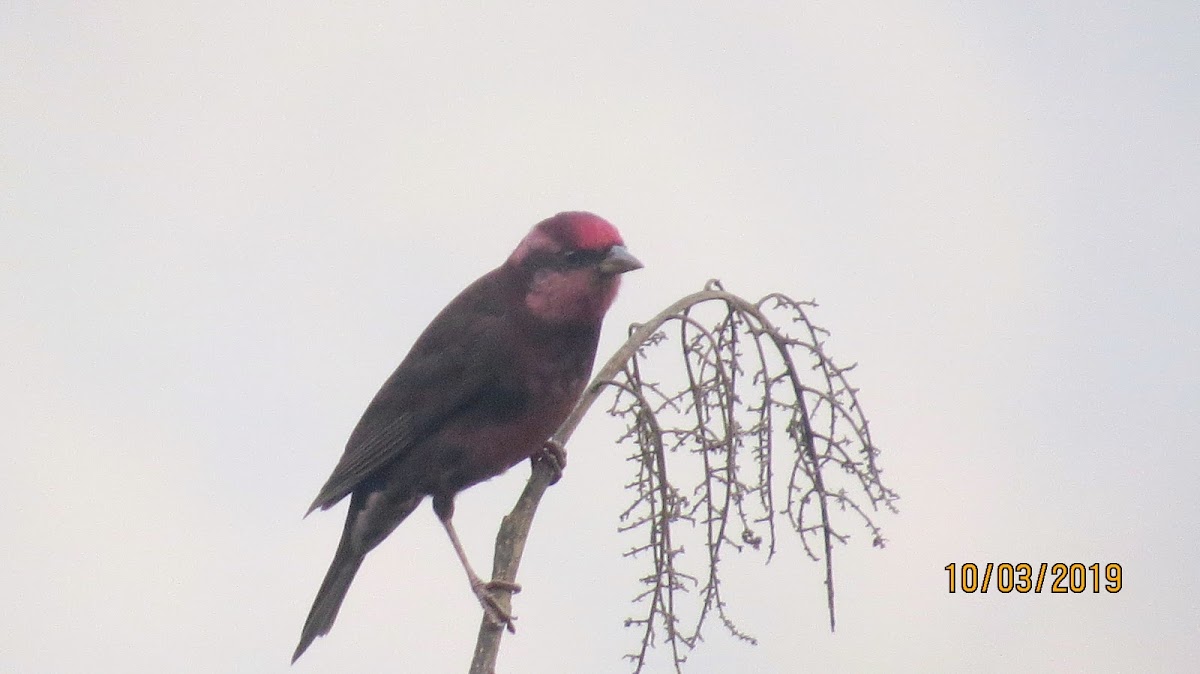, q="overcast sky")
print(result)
[3,2,1198,673]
